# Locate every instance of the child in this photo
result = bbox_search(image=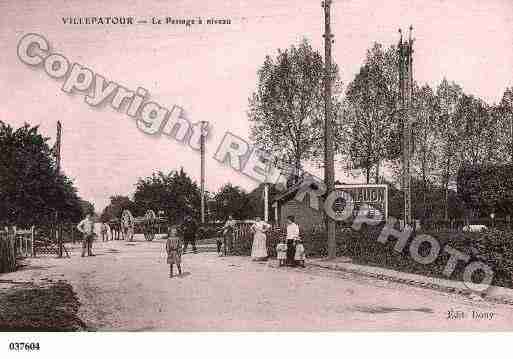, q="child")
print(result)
[294,238,306,268]
[166,226,183,278]
[276,238,287,267]
[216,236,224,256]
